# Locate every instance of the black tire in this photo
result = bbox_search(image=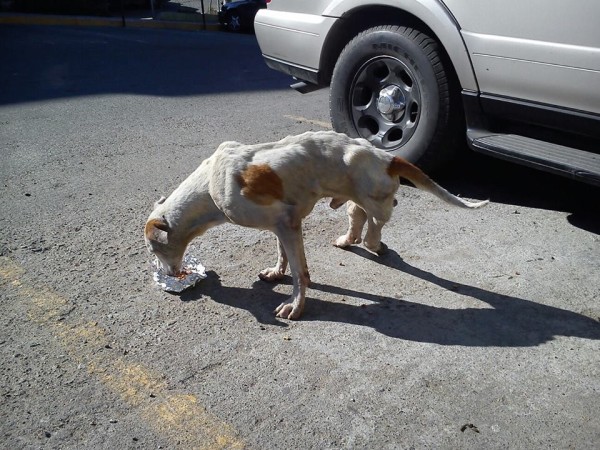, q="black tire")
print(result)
[330,25,459,171]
